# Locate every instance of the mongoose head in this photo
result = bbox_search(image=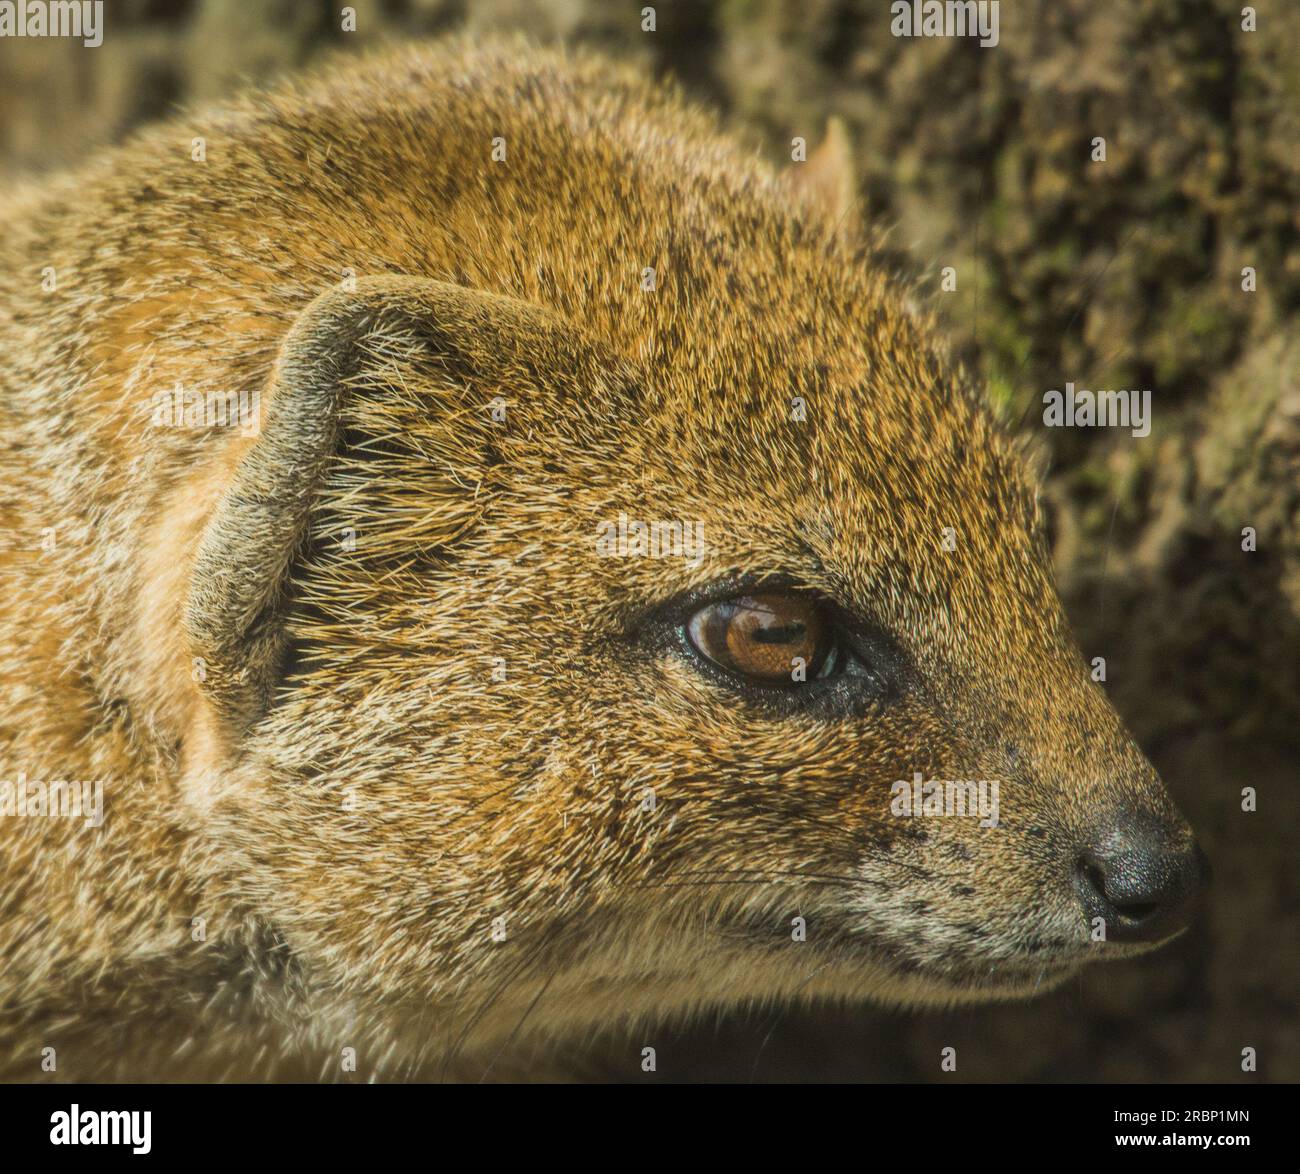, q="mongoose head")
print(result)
[170,52,1203,1061]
